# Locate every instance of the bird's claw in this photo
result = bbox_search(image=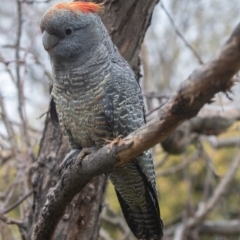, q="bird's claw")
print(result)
[59,147,97,173]
[105,135,122,148]
[75,147,93,165]
[59,149,81,173]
